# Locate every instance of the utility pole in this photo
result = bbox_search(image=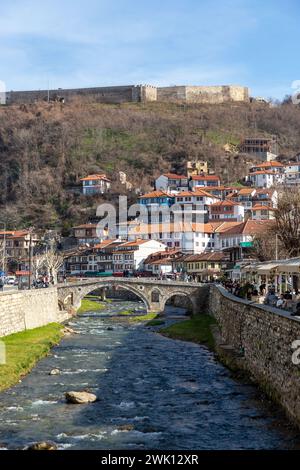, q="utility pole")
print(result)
[28,230,33,290]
